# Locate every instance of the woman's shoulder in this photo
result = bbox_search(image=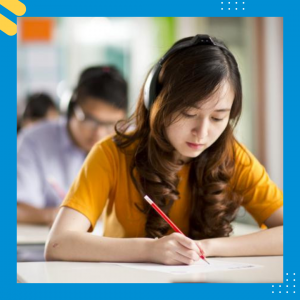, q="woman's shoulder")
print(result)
[233,140,267,176]
[93,132,137,160]
[97,133,118,149]
[233,140,256,167]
